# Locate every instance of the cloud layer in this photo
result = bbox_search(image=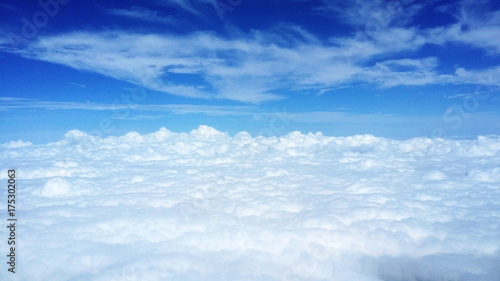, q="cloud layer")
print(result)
[1,126,499,280]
